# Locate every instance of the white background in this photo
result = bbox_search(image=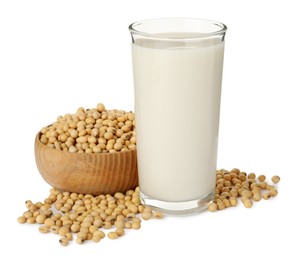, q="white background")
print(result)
[0,0,294,259]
